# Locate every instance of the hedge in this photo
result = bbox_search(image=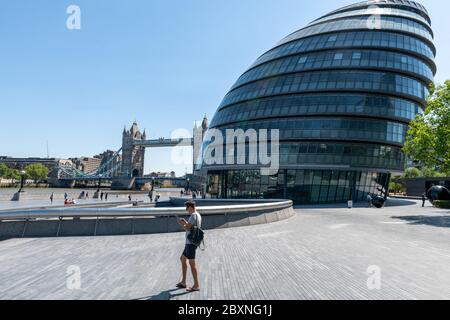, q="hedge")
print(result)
[432,200,450,209]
